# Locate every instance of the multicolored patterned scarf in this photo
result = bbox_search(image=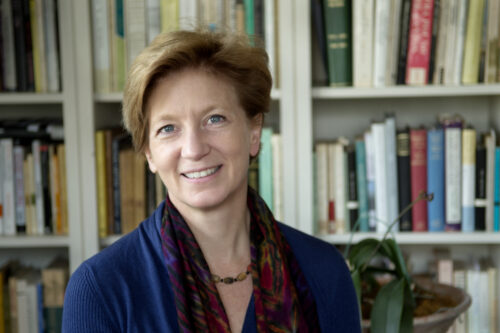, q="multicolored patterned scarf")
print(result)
[160,188,320,332]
